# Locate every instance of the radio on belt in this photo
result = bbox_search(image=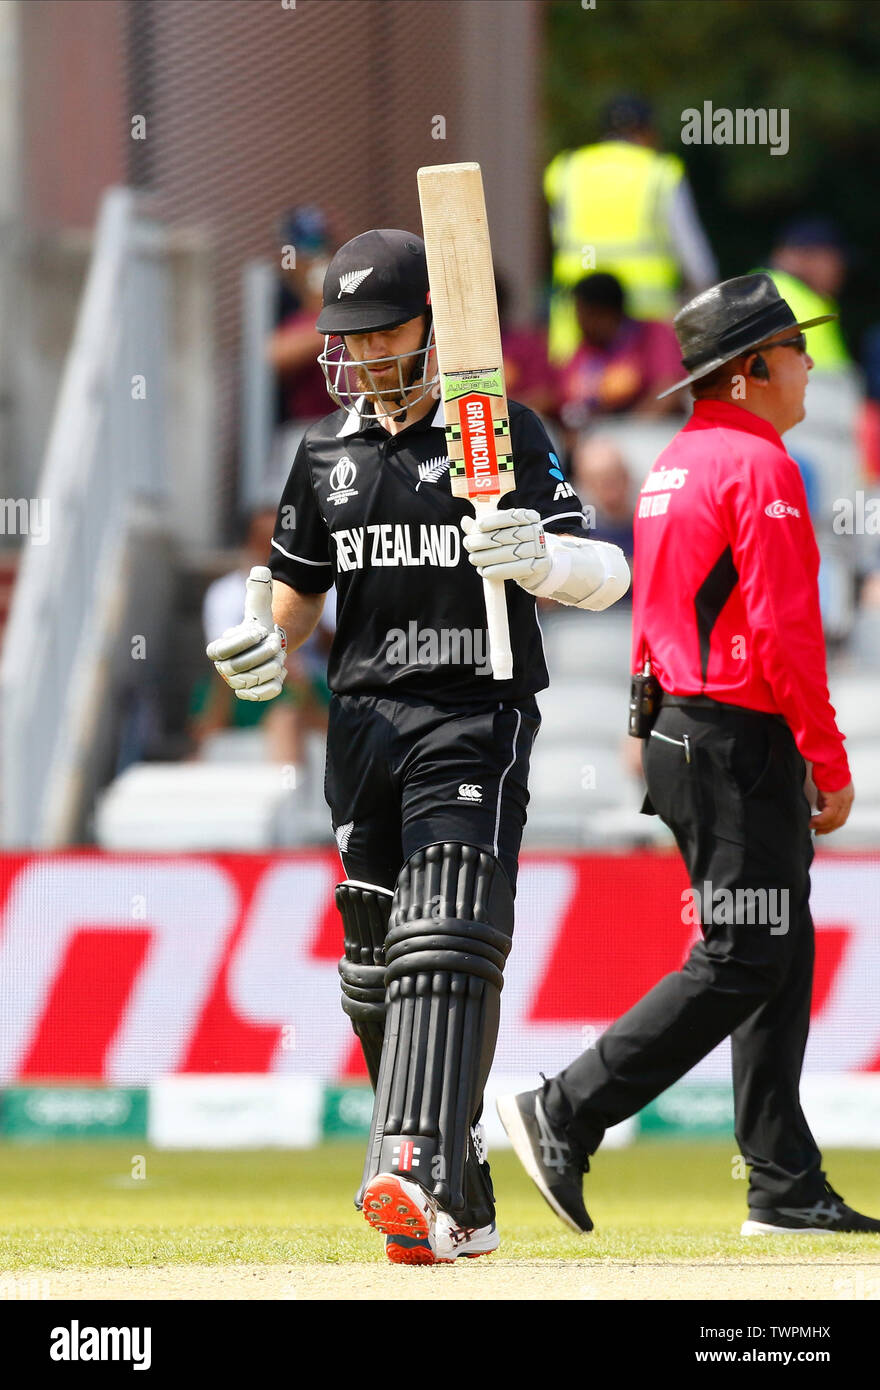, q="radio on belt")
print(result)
[629,659,661,739]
